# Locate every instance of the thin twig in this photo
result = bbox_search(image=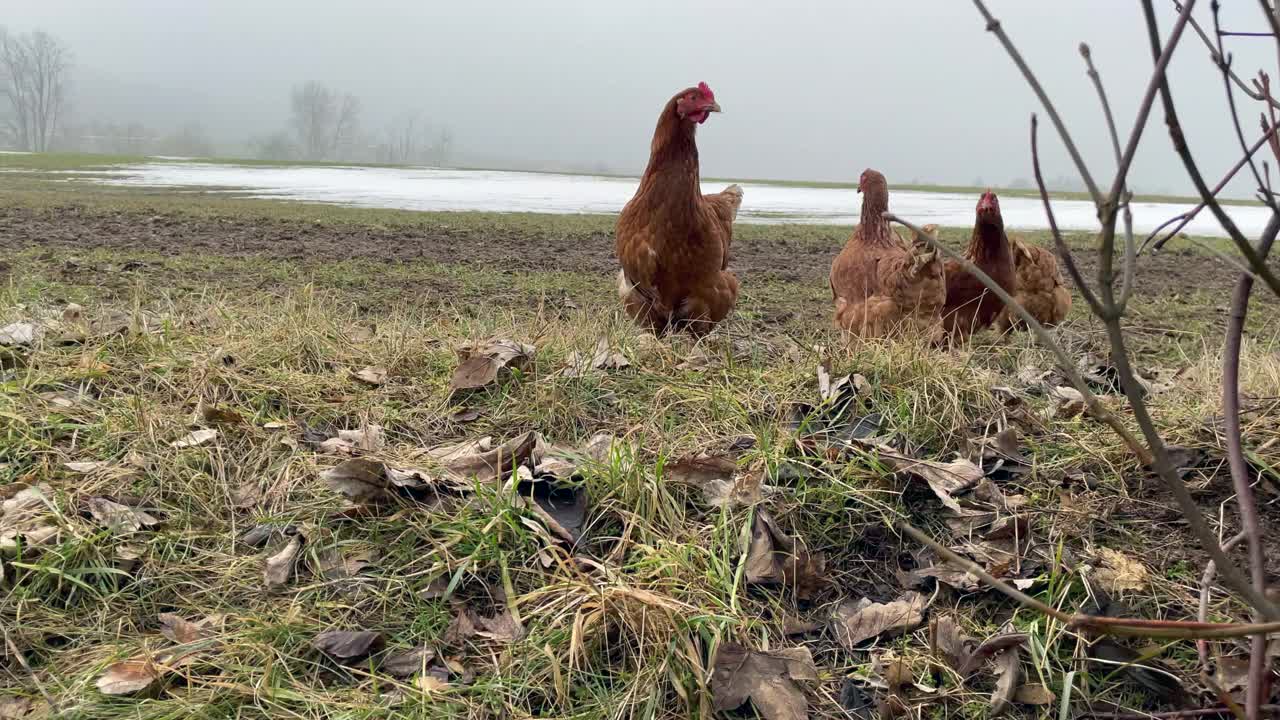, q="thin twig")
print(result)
[1031,115,1104,316]
[1080,706,1280,719]
[1197,530,1248,667]
[896,207,1278,619]
[1080,43,1139,310]
[1223,210,1280,719]
[888,212,1150,459]
[1211,3,1279,214]
[1177,0,1280,108]
[1144,119,1280,253]
[1107,0,1197,205]
[1143,0,1280,299]
[897,523,1280,640]
[970,0,1103,204]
